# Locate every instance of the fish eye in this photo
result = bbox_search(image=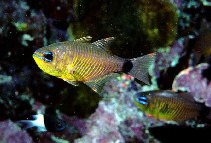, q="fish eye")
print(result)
[44,115,66,132]
[136,95,148,105]
[55,120,66,131]
[43,51,53,62]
